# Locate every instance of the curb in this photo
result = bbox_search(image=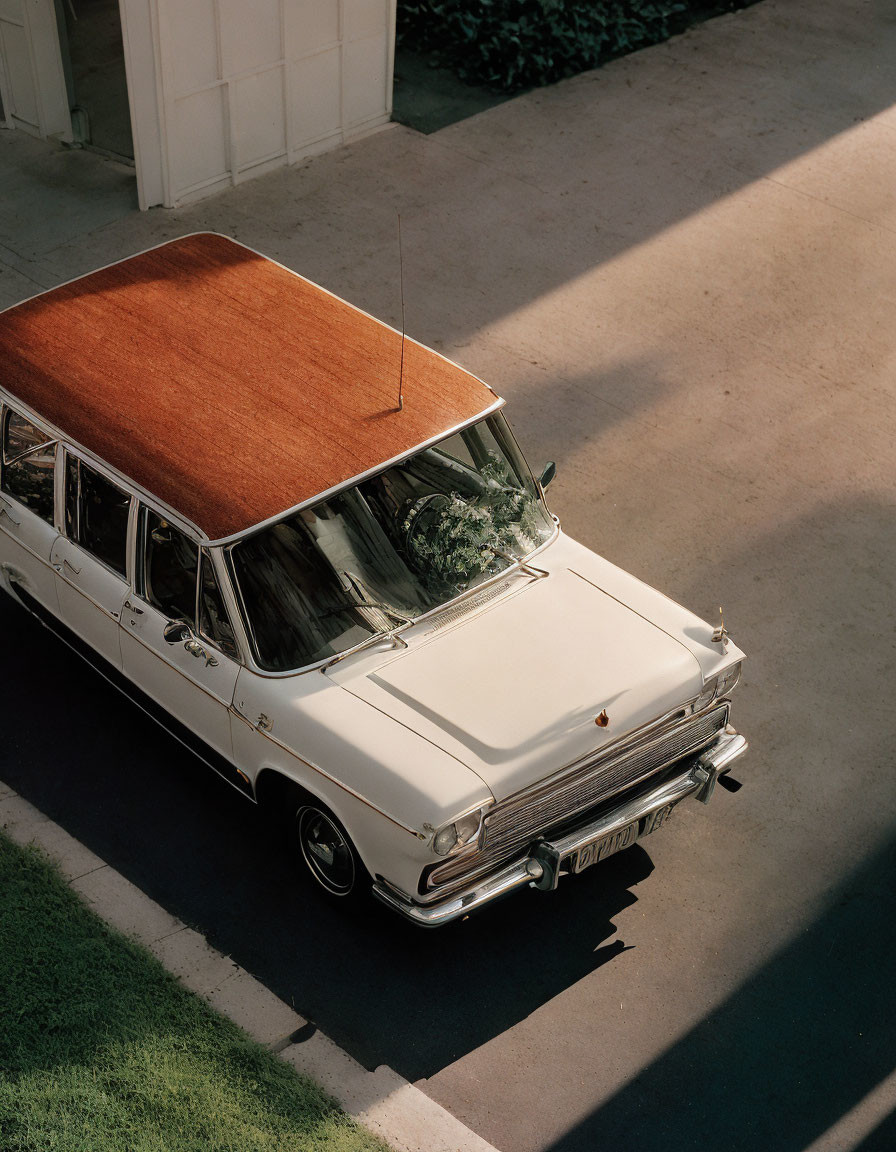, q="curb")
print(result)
[0,784,499,1152]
